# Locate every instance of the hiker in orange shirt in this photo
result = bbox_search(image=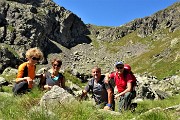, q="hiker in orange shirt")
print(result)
[12,47,43,95]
